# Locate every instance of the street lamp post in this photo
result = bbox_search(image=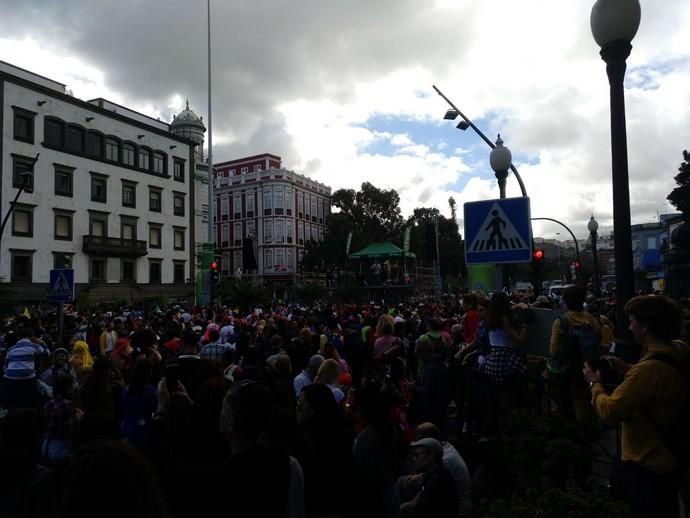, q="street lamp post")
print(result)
[0,154,39,243]
[490,135,512,200]
[588,215,601,297]
[591,0,640,340]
